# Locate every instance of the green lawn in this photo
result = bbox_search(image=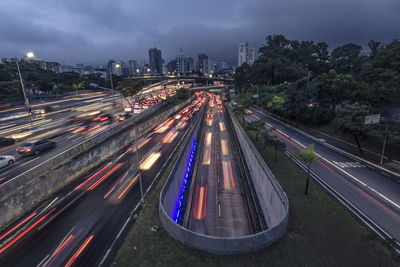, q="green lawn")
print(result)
[113,120,397,267]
